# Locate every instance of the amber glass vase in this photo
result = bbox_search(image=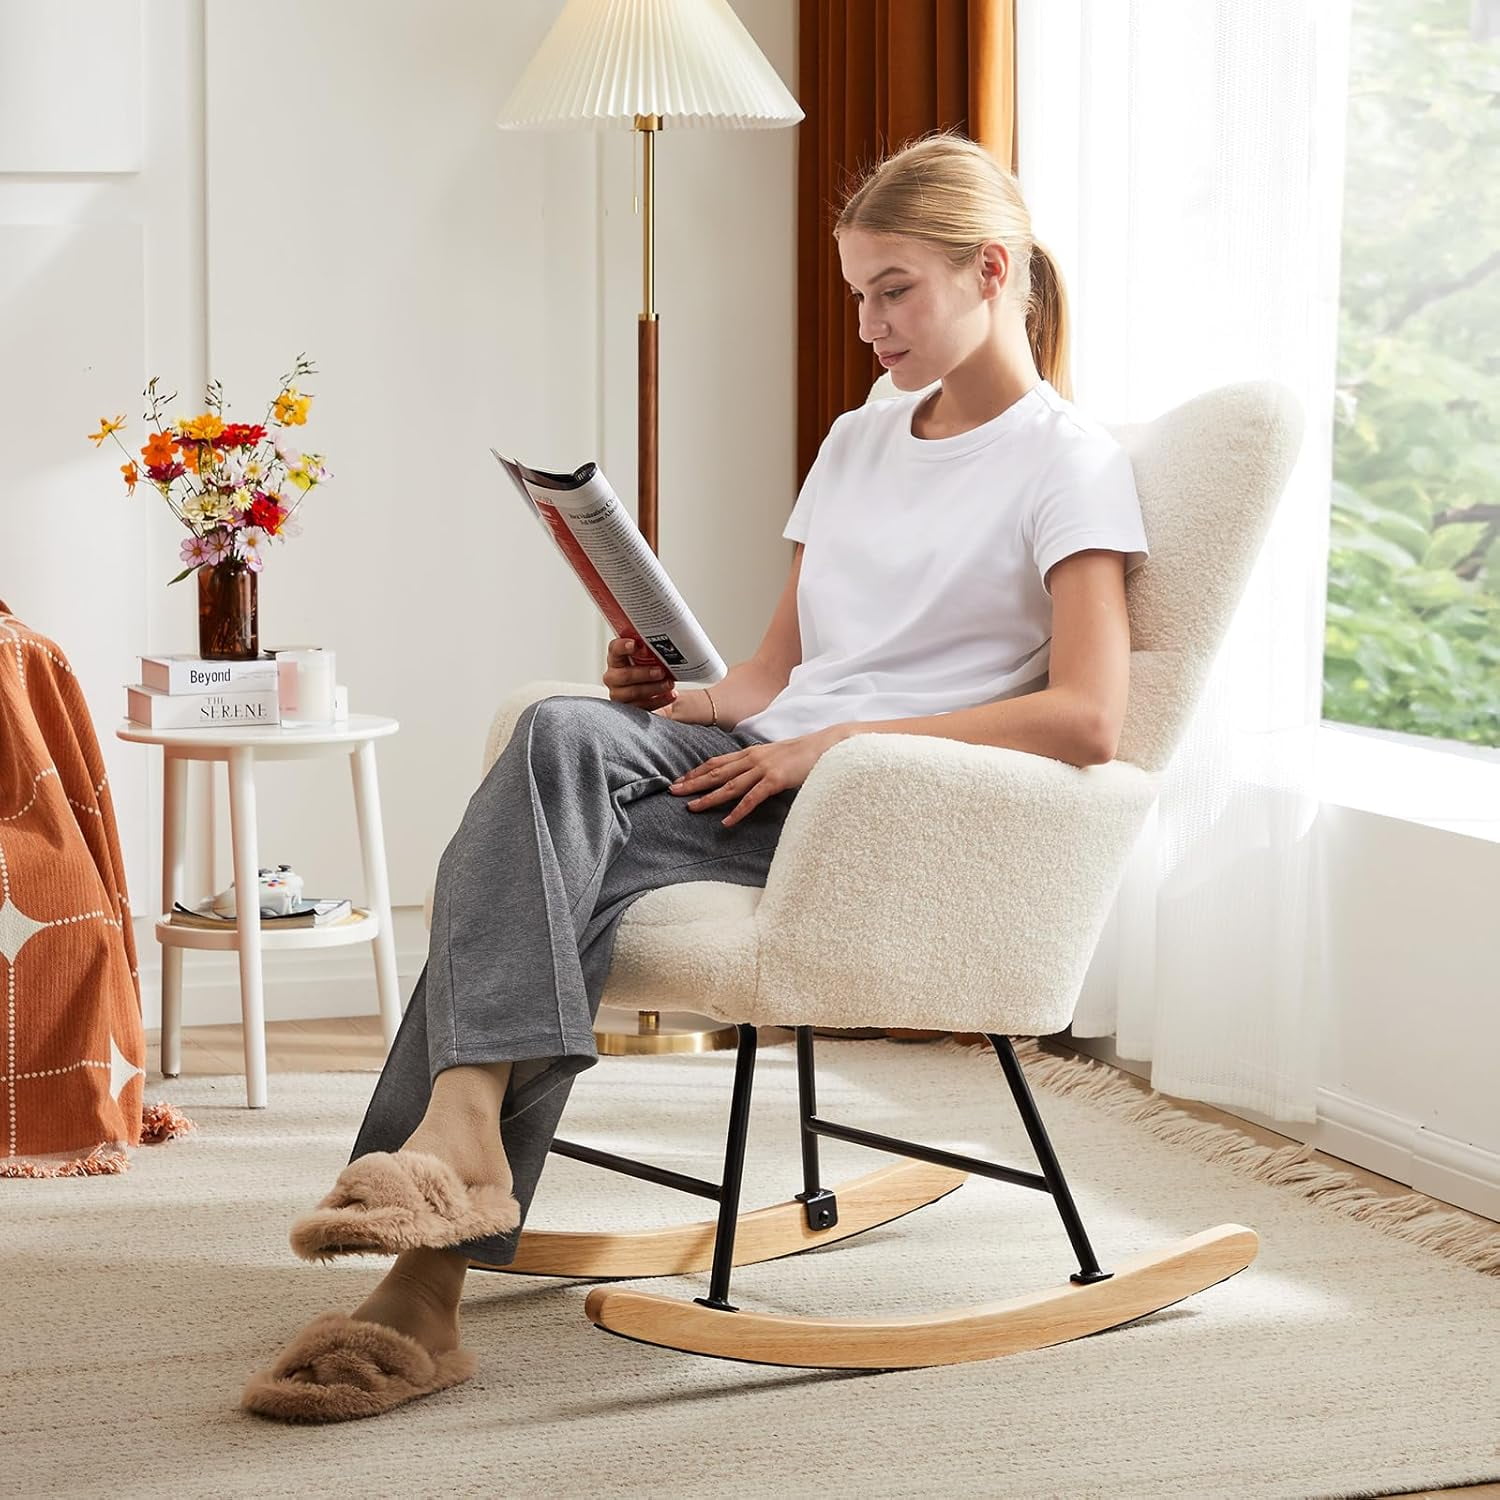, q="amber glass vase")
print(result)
[197,559,259,661]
